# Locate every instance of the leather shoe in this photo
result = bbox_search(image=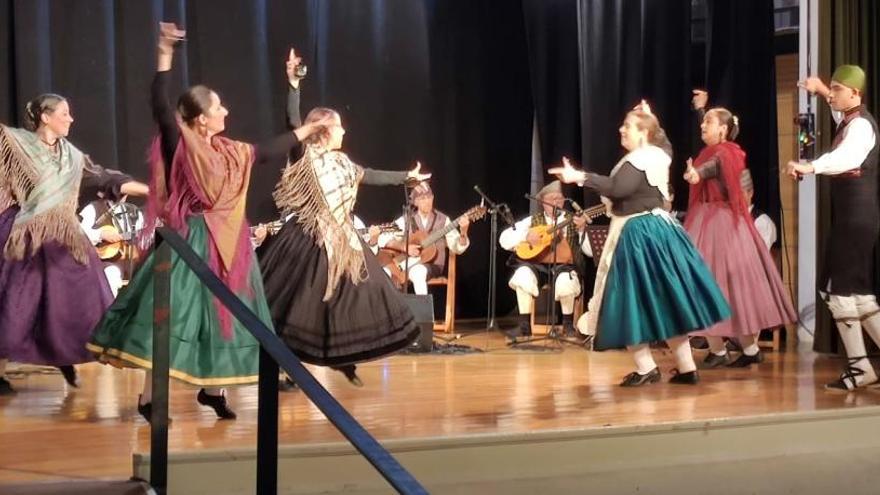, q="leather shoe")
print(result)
[619,368,661,387]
